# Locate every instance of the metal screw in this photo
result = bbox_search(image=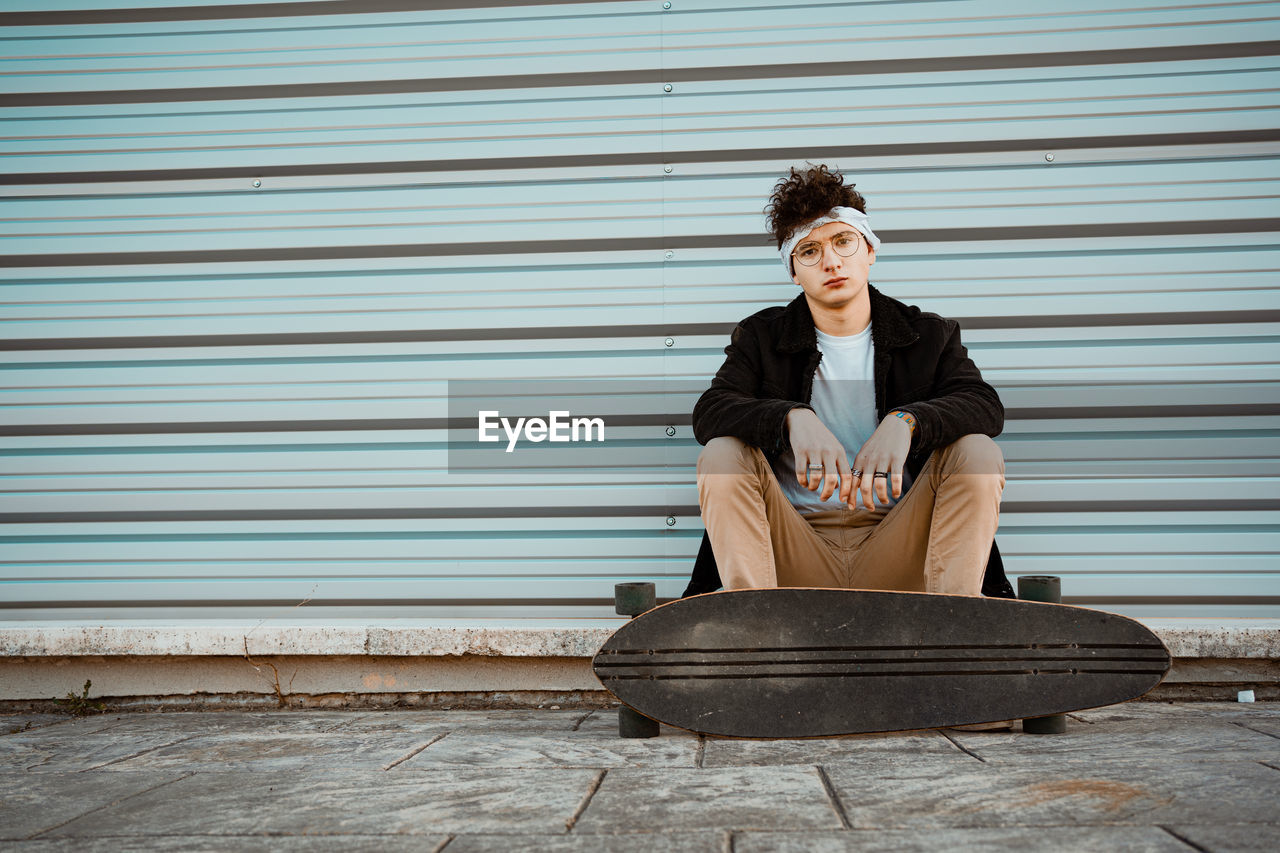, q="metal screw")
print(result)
[664,250,674,260]
[663,165,673,173]
[665,426,676,437]
[666,516,677,527]
[663,84,672,93]
[663,1,671,8]
[252,180,261,188]
[664,337,674,347]
[1044,152,1055,162]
